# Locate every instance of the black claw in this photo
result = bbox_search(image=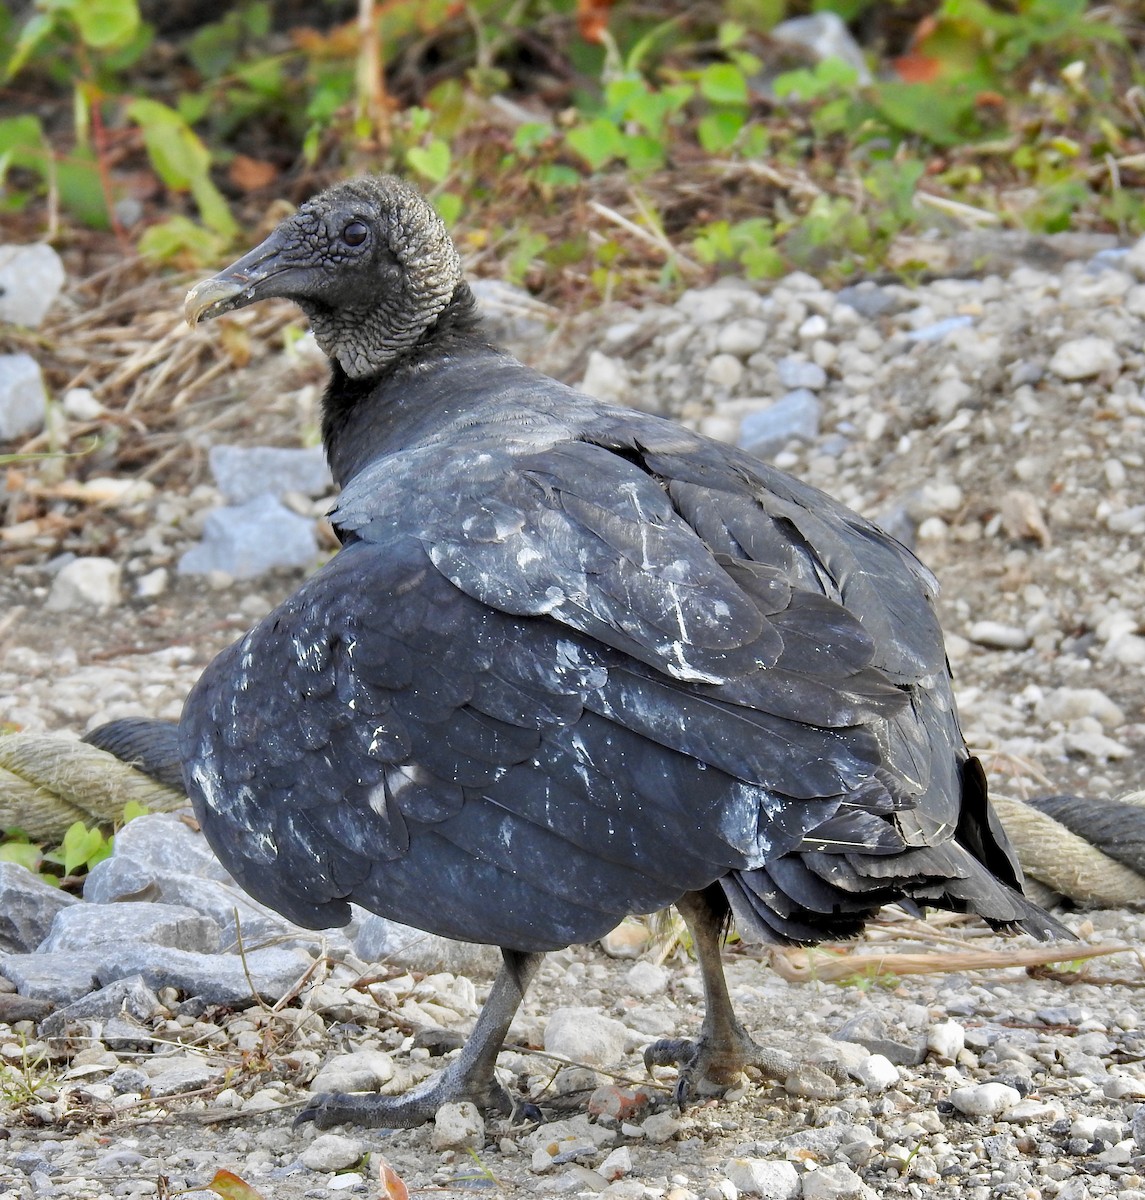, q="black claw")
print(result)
[514,1100,544,1125]
[644,1037,699,1073]
[674,1075,692,1111]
